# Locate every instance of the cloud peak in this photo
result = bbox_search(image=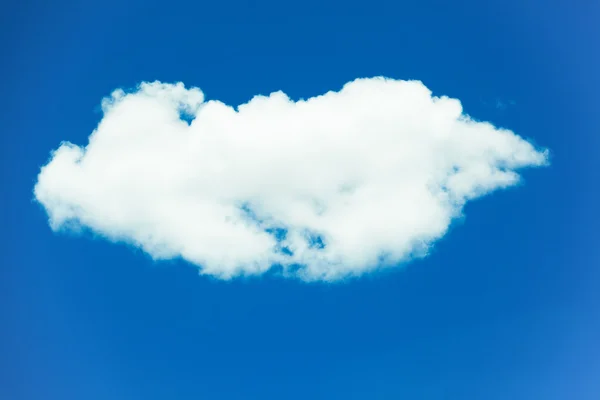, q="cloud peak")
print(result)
[34,77,548,281]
